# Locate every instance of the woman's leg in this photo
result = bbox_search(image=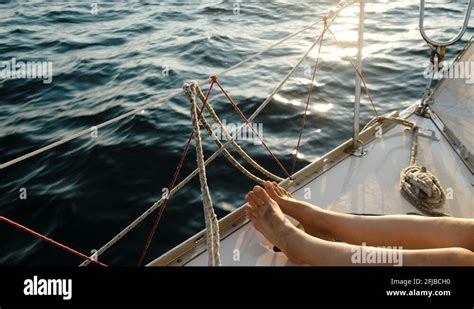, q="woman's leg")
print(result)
[245,185,474,266]
[264,182,474,251]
